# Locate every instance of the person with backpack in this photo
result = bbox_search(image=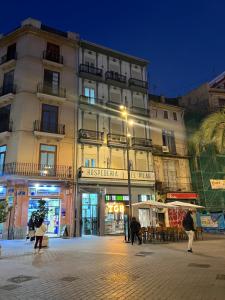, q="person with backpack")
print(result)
[130,217,142,245]
[182,210,195,253]
[34,218,47,254]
